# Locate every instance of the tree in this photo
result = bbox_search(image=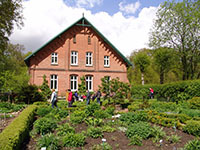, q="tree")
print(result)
[133,51,150,85]
[40,75,51,101]
[78,76,86,96]
[149,0,200,80]
[0,0,23,71]
[153,47,177,84]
